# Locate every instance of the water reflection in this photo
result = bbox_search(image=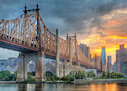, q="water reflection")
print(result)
[18,84,27,91]
[35,84,42,91]
[105,83,118,91]
[9,83,127,91]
